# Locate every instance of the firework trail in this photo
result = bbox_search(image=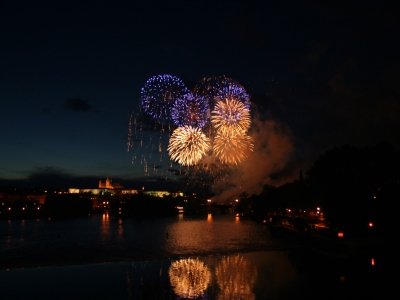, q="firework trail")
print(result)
[127,107,177,178]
